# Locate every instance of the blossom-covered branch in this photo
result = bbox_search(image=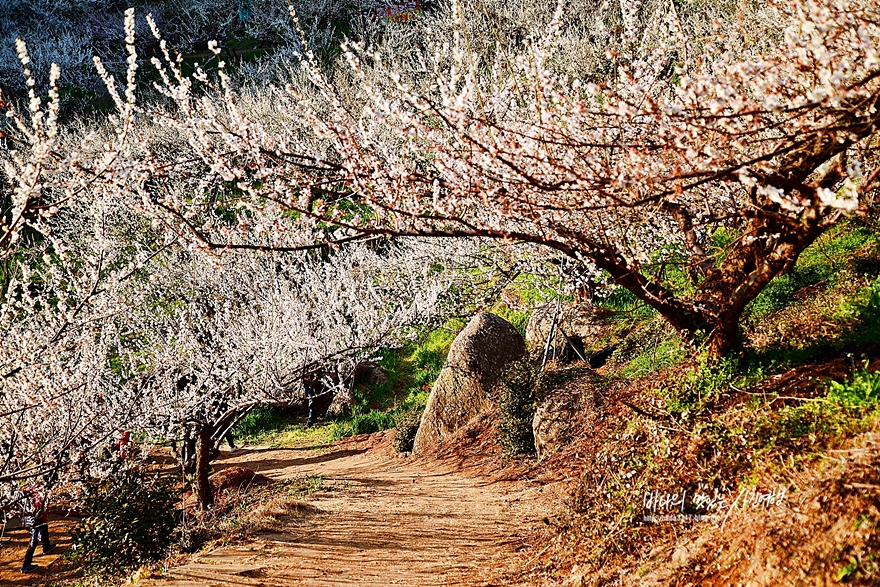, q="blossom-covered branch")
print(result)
[87,0,877,355]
